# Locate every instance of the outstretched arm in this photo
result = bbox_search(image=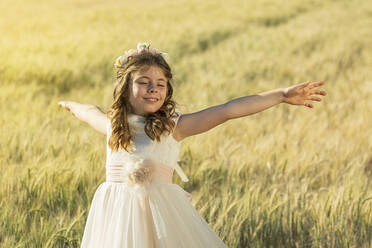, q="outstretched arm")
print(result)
[58,101,108,135]
[174,81,327,142]
[224,81,327,119]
